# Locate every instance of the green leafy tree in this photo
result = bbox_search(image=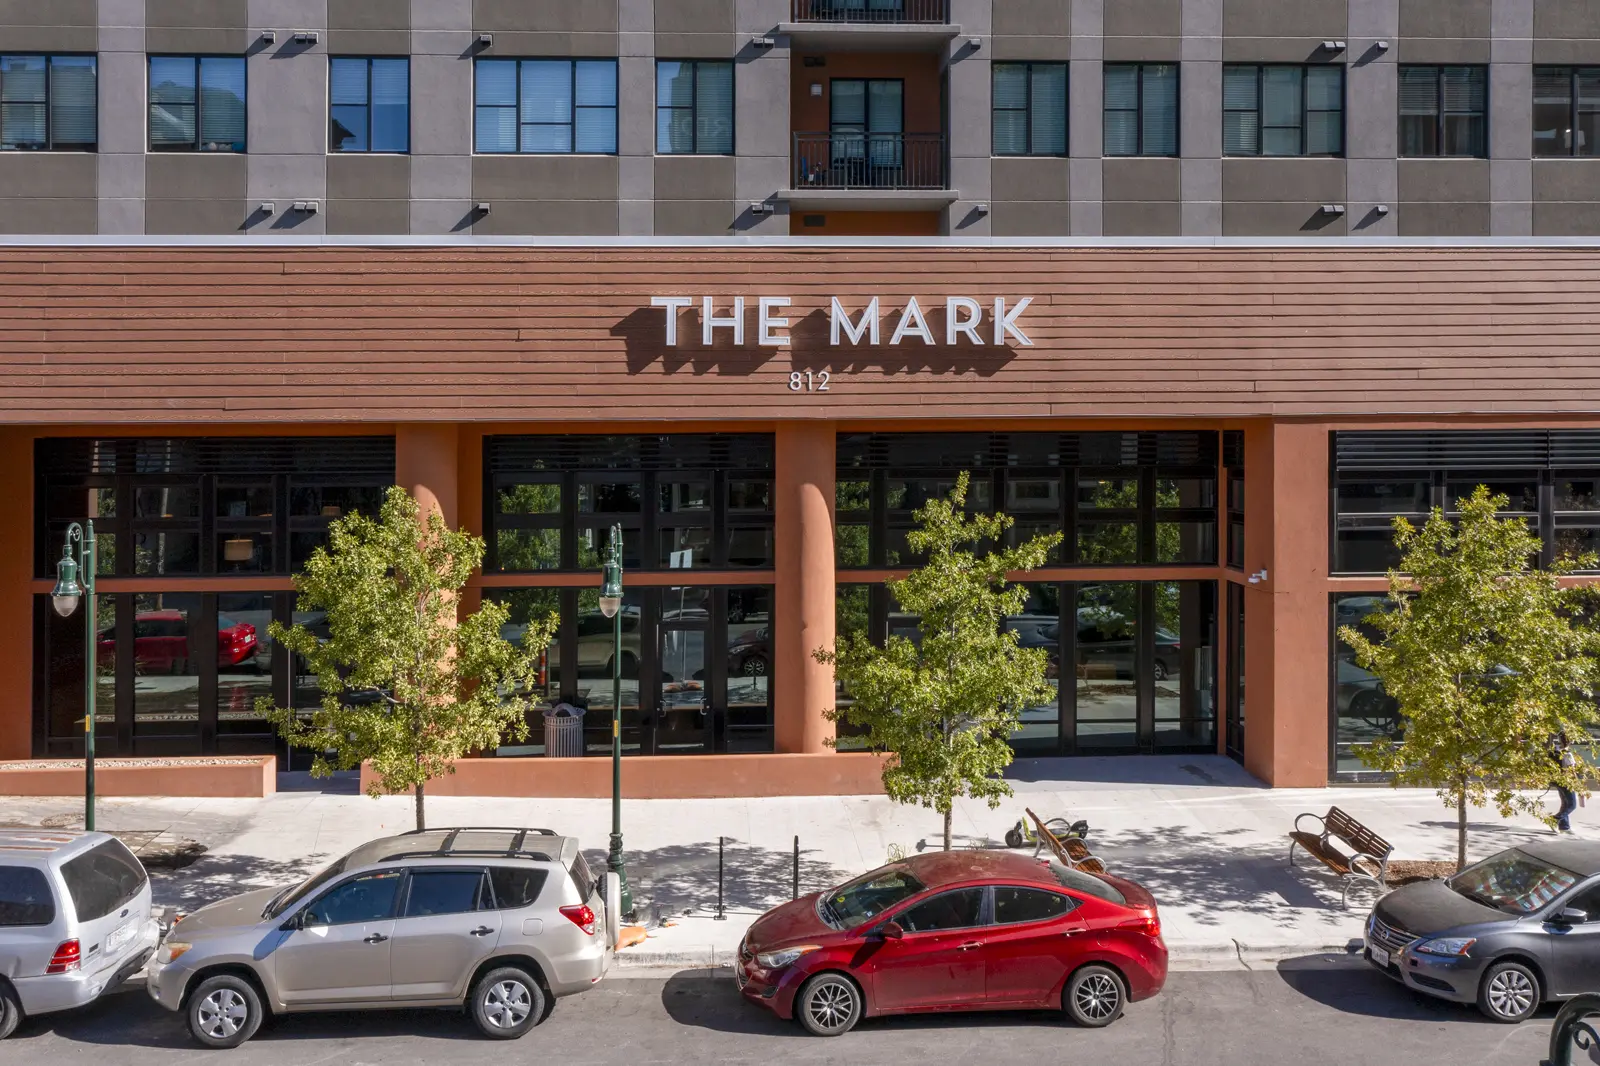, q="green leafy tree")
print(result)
[258,486,557,831]
[817,472,1062,851]
[1338,485,1600,869]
